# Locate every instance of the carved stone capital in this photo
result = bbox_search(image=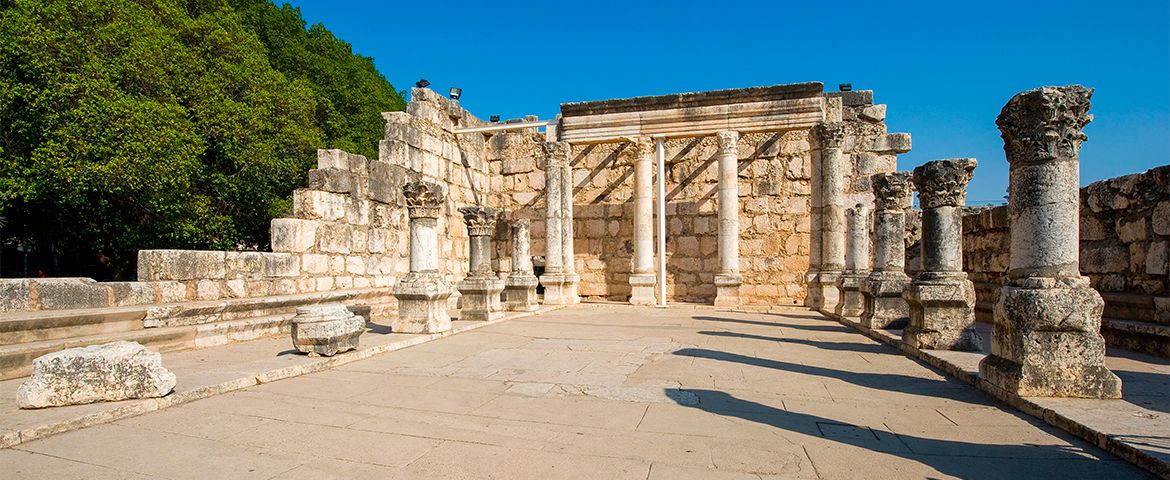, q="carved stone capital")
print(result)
[813,122,846,149]
[912,158,977,209]
[716,131,739,154]
[997,85,1093,164]
[541,140,571,168]
[459,205,499,237]
[871,171,914,211]
[624,137,654,160]
[403,181,445,219]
